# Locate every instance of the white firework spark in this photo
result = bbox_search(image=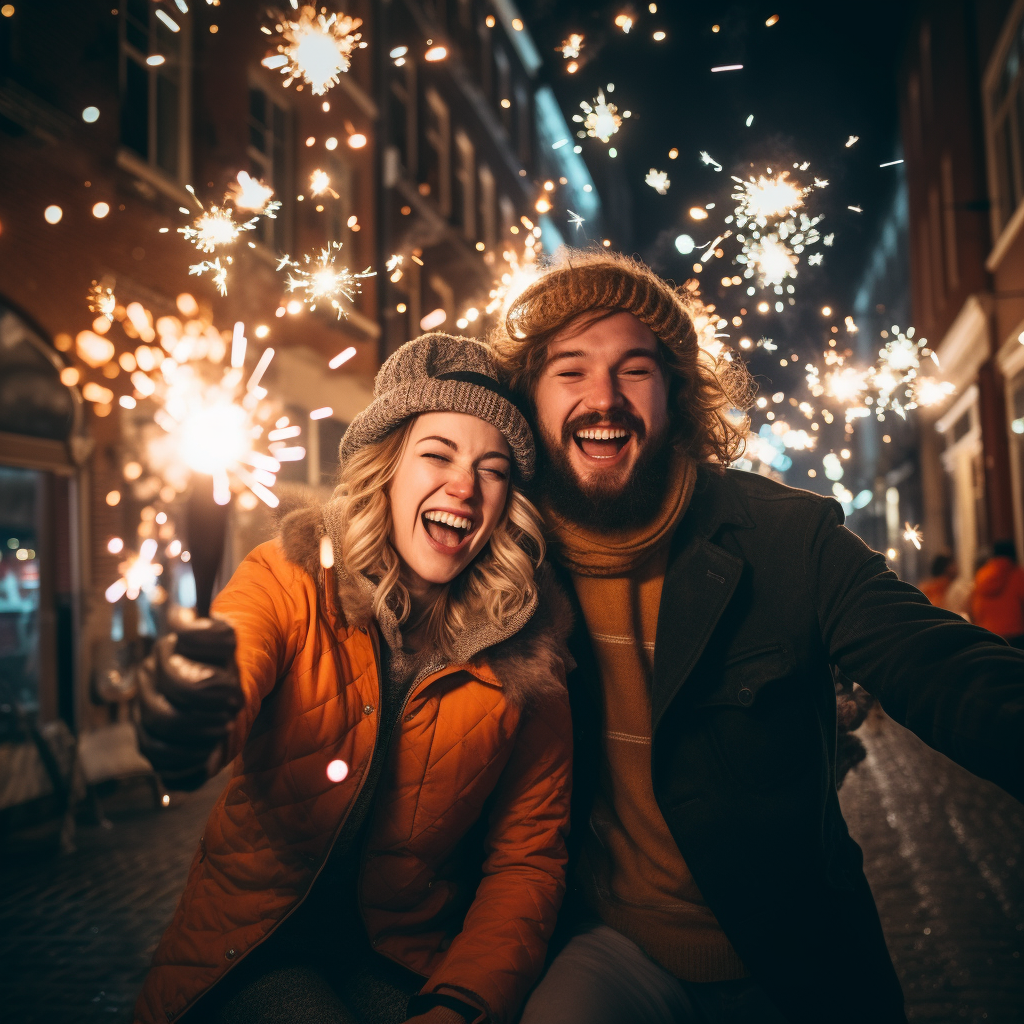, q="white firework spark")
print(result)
[645,168,671,194]
[575,90,622,144]
[261,5,366,96]
[560,33,584,59]
[179,206,259,253]
[278,242,375,319]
